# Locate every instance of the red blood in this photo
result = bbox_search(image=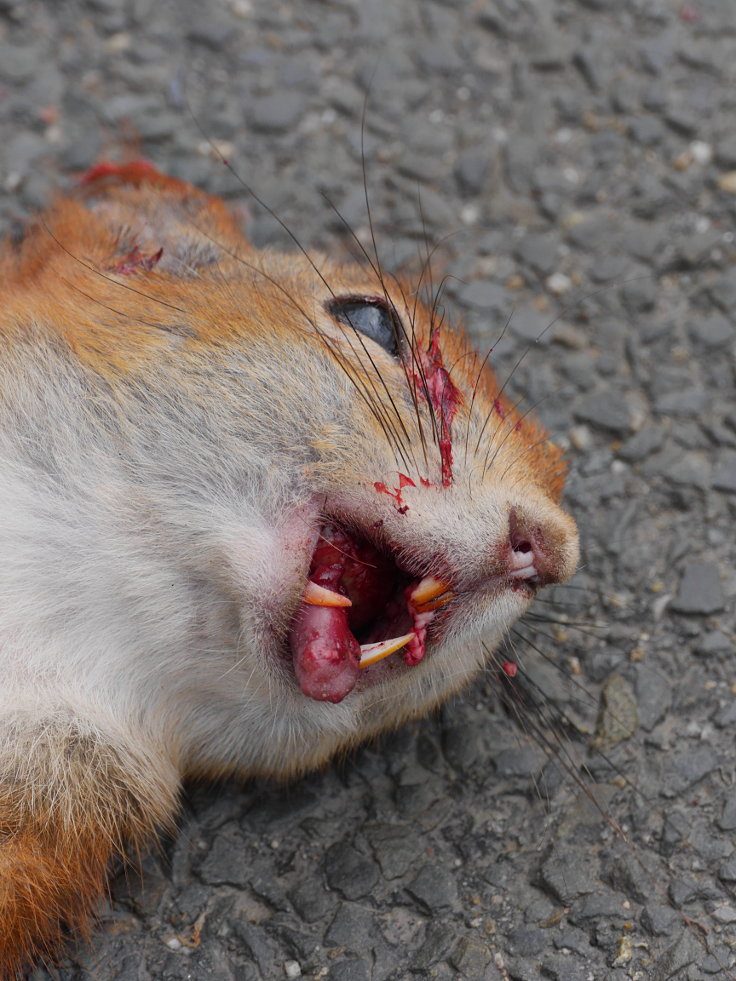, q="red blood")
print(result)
[404,611,431,666]
[494,399,506,420]
[79,159,190,193]
[80,160,157,186]
[419,477,434,488]
[409,328,462,487]
[310,525,395,632]
[374,477,413,510]
[374,472,417,511]
[439,437,453,487]
[112,245,163,276]
[502,661,518,678]
[403,588,434,667]
[374,481,396,501]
